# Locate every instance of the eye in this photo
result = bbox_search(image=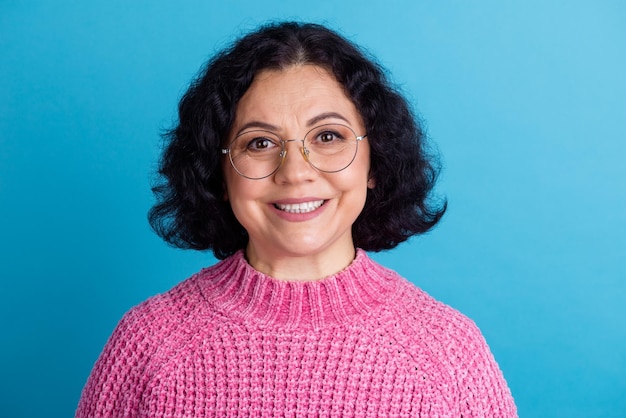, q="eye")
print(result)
[319,132,336,143]
[244,135,279,152]
[249,138,269,149]
[315,130,344,144]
